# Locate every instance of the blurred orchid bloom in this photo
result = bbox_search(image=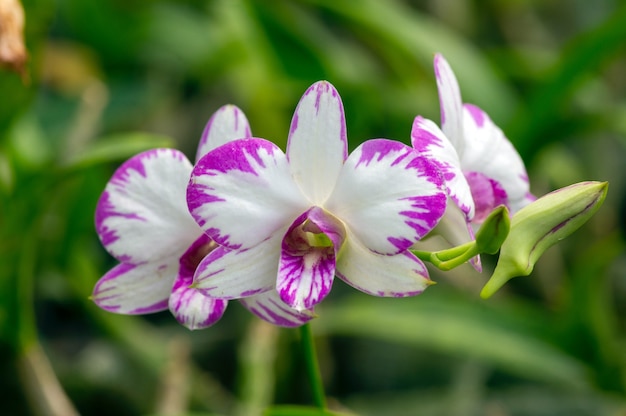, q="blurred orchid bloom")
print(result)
[187,81,447,314]
[92,106,314,329]
[411,54,535,265]
[415,53,535,225]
